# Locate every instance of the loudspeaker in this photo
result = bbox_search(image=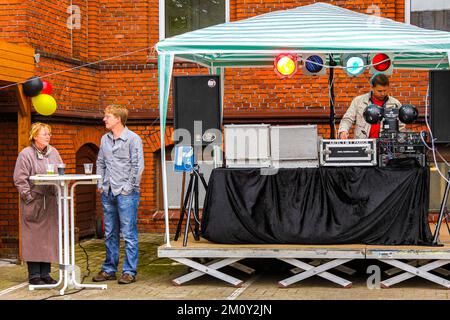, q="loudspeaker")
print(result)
[173,75,221,146]
[430,70,450,143]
